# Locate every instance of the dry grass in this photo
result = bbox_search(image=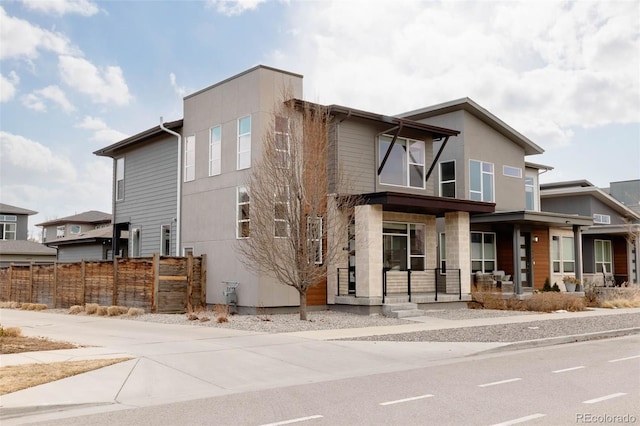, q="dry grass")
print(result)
[0,358,131,395]
[0,301,21,309]
[96,306,108,316]
[20,303,48,311]
[470,290,586,312]
[85,303,99,315]
[127,307,145,316]
[69,305,84,314]
[213,304,230,323]
[107,306,129,316]
[0,326,22,337]
[599,287,640,308]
